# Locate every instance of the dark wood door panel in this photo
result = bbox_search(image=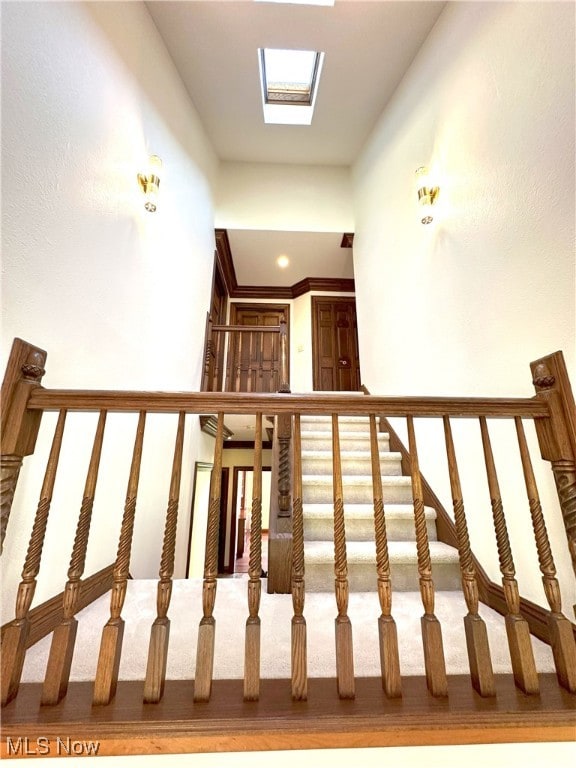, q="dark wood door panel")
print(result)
[312,297,361,392]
